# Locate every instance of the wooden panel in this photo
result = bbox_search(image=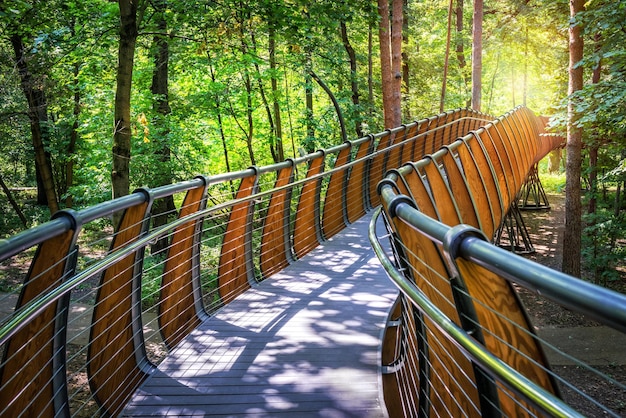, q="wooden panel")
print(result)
[480,127,513,210]
[0,227,76,417]
[293,154,325,259]
[386,129,403,172]
[89,201,150,416]
[160,185,207,346]
[260,163,294,279]
[466,135,505,227]
[388,216,481,417]
[322,145,351,239]
[346,138,372,222]
[456,142,496,239]
[401,123,418,165]
[368,132,392,208]
[411,119,429,162]
[421,158,461,226]
[455,259,559,416]
[217,174,258,304]
[486,123,519,202]
[441,150,481,229]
